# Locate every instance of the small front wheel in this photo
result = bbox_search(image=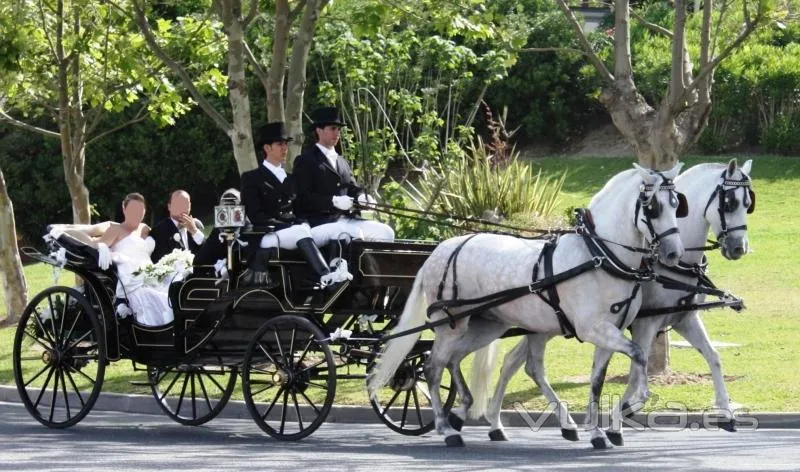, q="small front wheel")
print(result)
[242,315,336,441]
[13,286,106,428]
